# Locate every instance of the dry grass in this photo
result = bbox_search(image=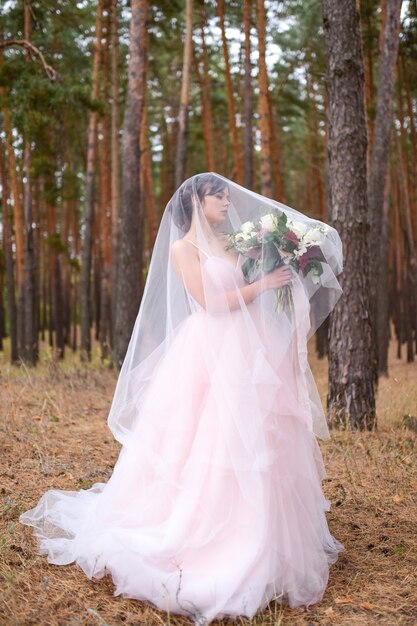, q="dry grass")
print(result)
[0,340,416,626]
